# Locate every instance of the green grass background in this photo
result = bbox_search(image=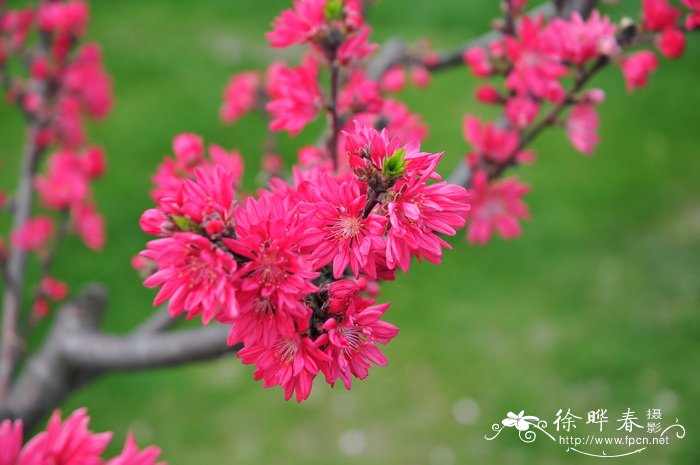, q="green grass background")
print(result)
[1,0,699,464]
